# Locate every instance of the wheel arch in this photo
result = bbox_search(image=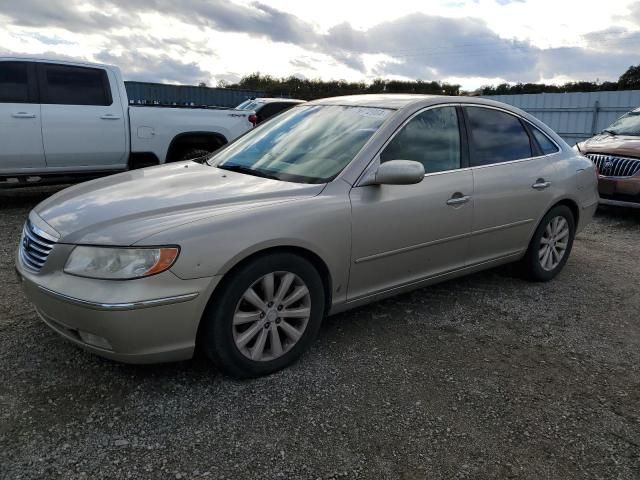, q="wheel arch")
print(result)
[165,131,228,163]
[196,245,333,342]
[526,196,580,247]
